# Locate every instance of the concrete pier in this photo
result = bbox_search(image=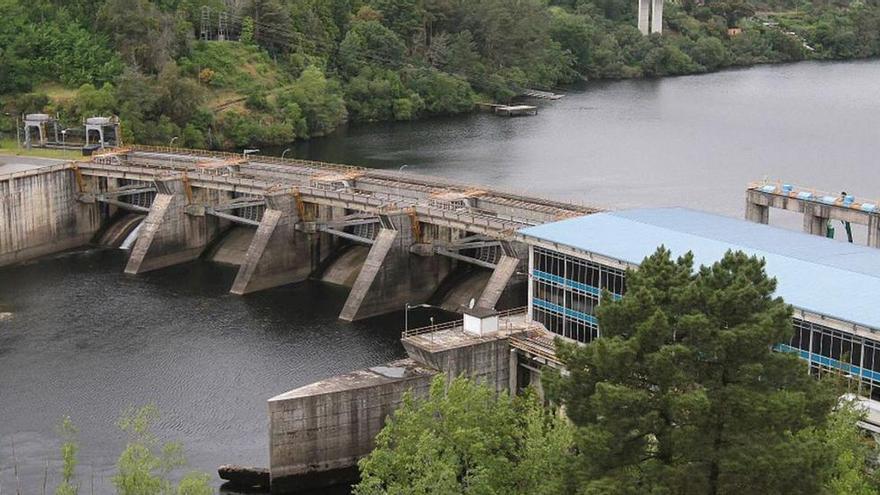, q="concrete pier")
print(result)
[651,0,664,33]
[267,309,547,492]
[231,191,312,294]
[476,254,520,309]
[0,164,102,267]
[746,183,880,248]
[638,0,650,34]
[125,176,218,274]
[340,214,453,321]
[268,359,436,492]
